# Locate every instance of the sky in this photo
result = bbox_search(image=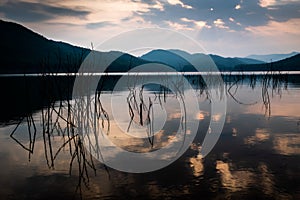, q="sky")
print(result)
[0,0,300,57]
